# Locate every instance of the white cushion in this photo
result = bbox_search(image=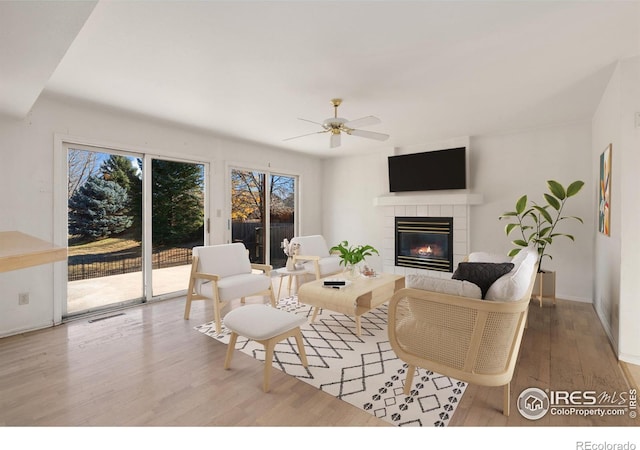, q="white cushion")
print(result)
[291,235,330,258]
[485,246,538,301]
[200,273,272,302]
[511,245,536,267]
[223,304,307,340]
[468,252,511,263]
[406,274,482,299]
[194,243,252,278]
